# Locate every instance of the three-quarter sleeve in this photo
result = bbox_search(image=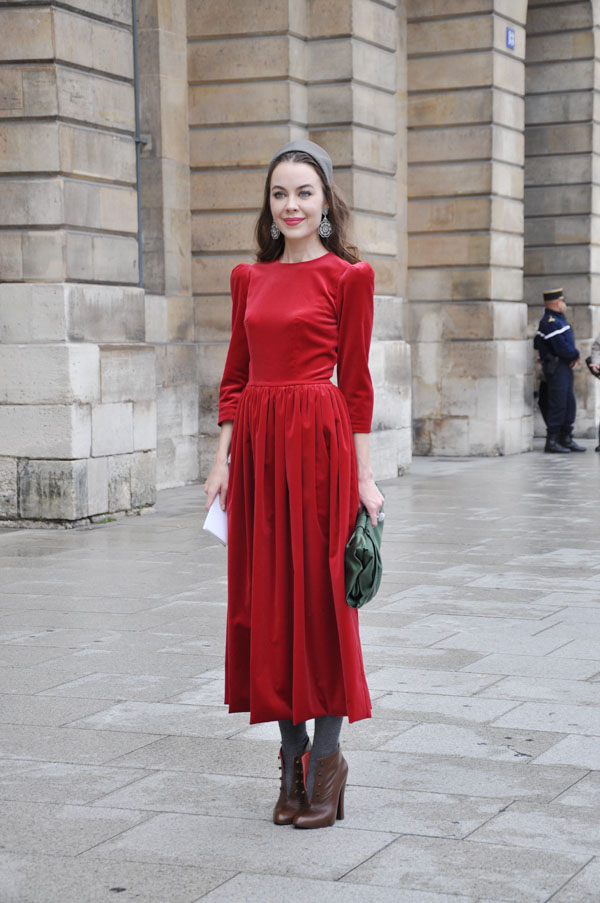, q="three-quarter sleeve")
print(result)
[218,264,251,424]
[336,261,375,432]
